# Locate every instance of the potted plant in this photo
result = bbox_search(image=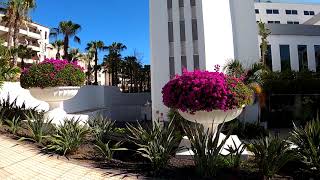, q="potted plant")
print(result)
[20,59,85,123]
[162,68,253,133]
